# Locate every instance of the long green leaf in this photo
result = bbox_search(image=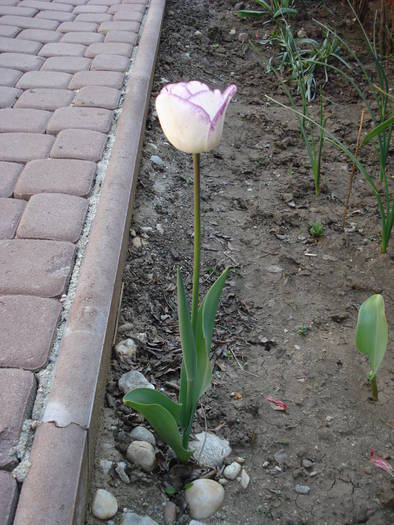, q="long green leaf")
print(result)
[363,116,394,145]
[123,389,190,462]
[355,294,388,379]
[237,10,266,18]
[124,388,182,423]
[177,269,196,383]
[201,267,229,357]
